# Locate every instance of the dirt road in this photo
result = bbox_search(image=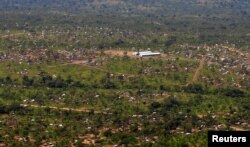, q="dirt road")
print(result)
[190,56,206,83]
[1,32,26,39]
[20,104,112,114]
[230,126,249,131]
